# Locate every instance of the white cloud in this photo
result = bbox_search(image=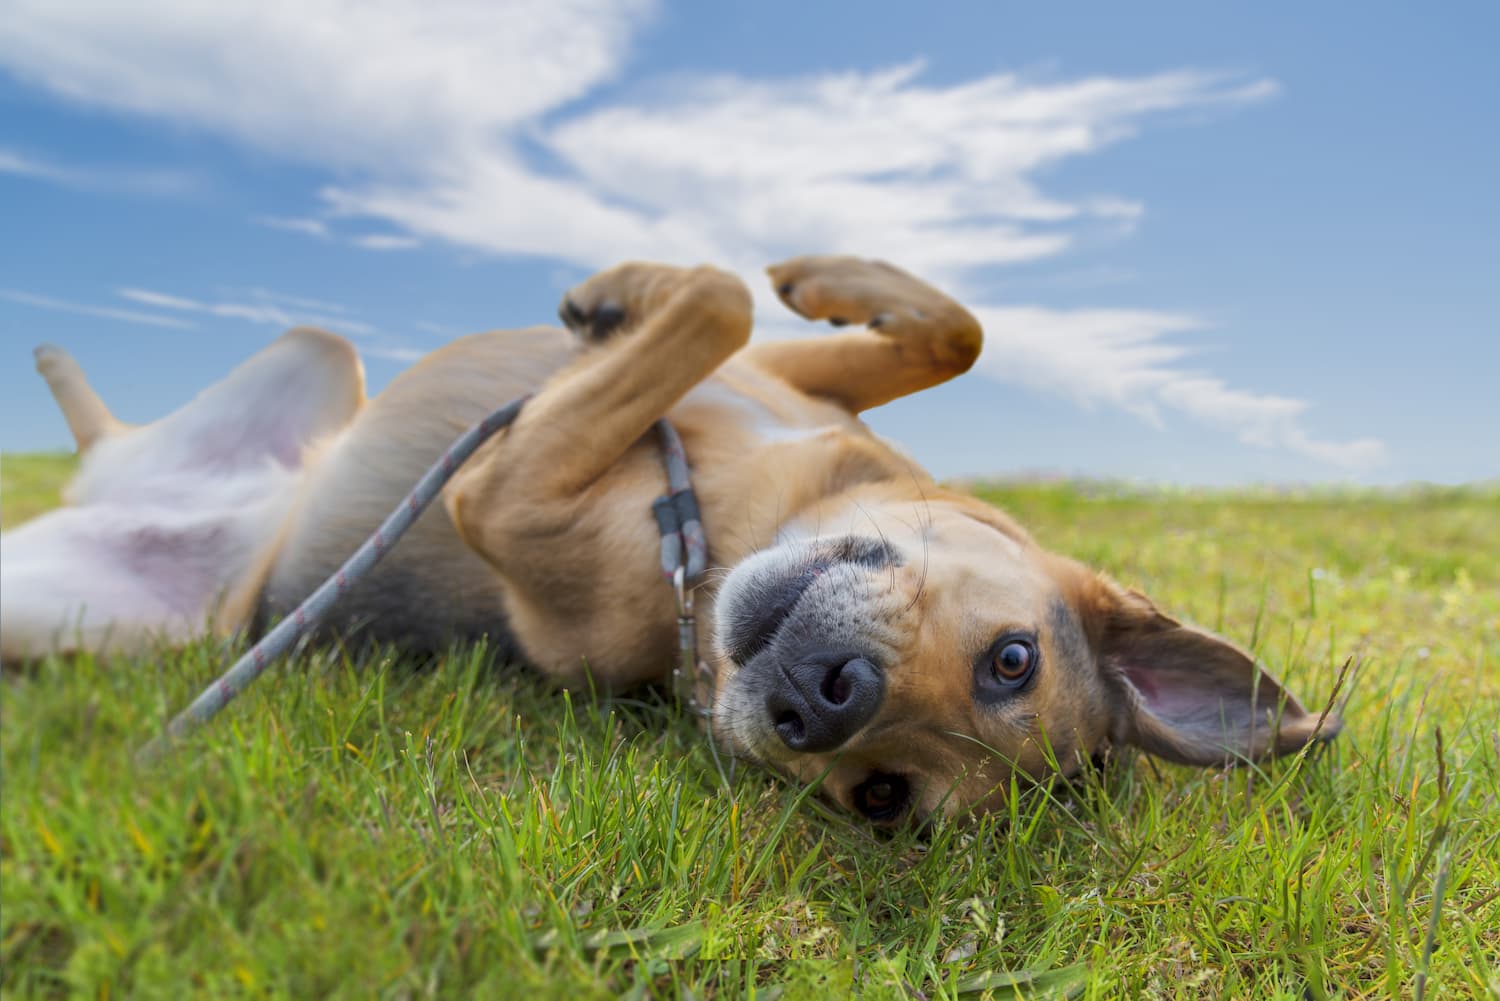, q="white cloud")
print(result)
[0,0,652,169]
[0,146,201,196]
[0,148,86,185]
[116,287,378,337]
[319,64,1270,279]
[1,289,195,329]
[241,288,353,315]
[112,288,201,312]
[974,306,1387,470]
[109,286,437,364]
[351,233,422,252]
[531,66,1265,275]
[0,0,1383,470]
[366,344,426,363]
[256,215,331,239]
